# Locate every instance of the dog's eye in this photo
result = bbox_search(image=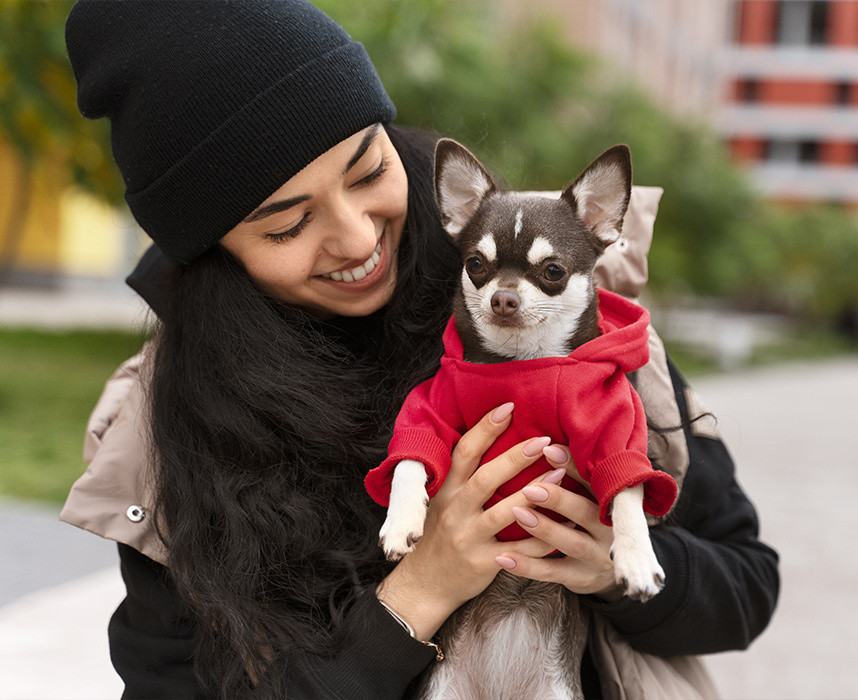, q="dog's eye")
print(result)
[543,264,566,282]
[465,256,486,277]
